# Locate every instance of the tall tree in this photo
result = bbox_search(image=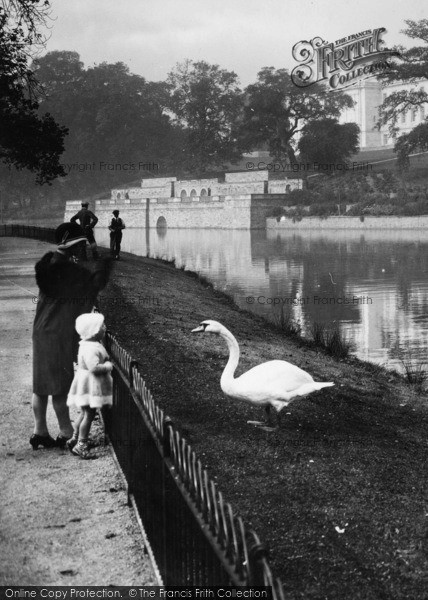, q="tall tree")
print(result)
[32,52,177,197]
[167,60,244,172]
[0,1,67,184]
[239,67,354,163]
[298,119,360,172]
[394,123,428,168]
[378,19,428,135]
